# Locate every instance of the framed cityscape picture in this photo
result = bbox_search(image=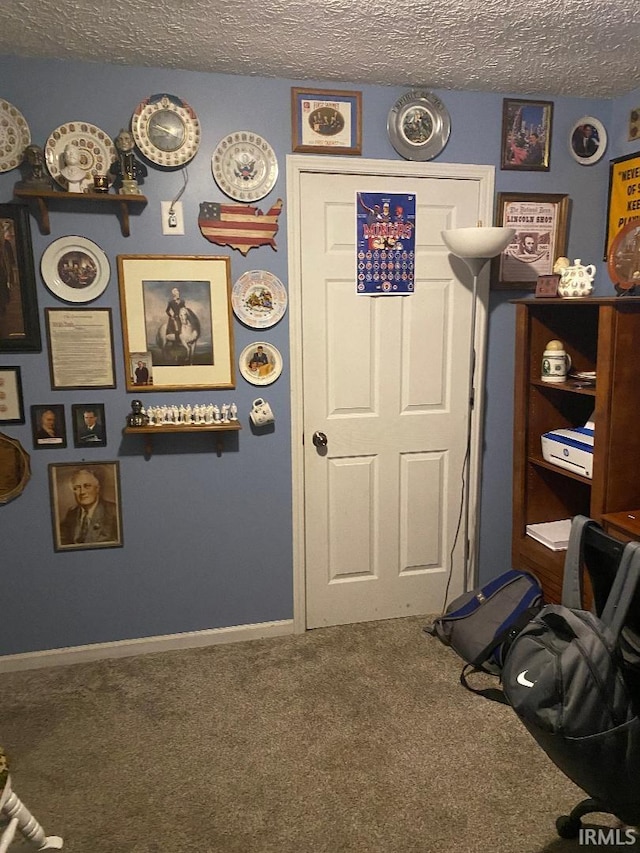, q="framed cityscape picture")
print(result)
[500,98,553,171]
